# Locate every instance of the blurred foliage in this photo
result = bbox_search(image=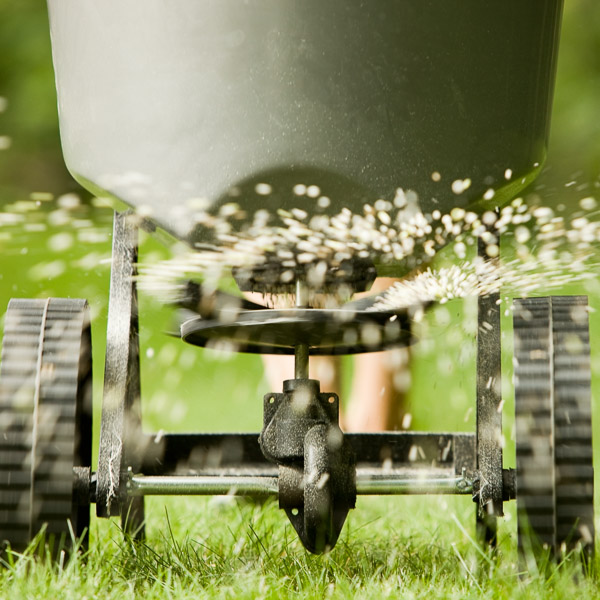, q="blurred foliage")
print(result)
[0,0,77,200]
[550,0,600,180]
